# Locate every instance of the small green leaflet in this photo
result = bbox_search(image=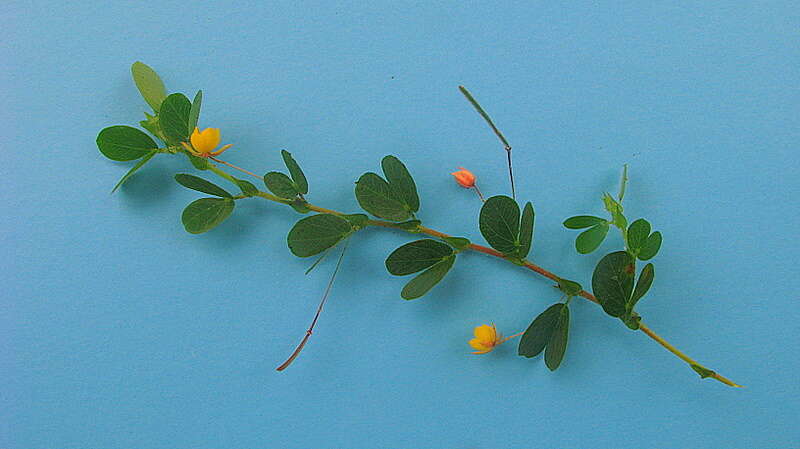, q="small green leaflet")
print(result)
[281,150,308,195]
[518,303,571,370]
[174,174,232,198]
[518,202,535,258]
[159,93,192,144]
[381,155,419,213]
[385,239,454,275]
[355,156,419,221]
[519,304,563,358]
[545,305,570,371]
[111,151,157,193]
[97,125,157,161]
[400,255,455,300]
[181,198,235,234]
[355,172,410,222]
[563,215,606,229]
[627,218,651,252]
[287,214,353,257]
[638,231,662,261]
[629,263,654,309]
[575,222,609,254]
[479,195,520,255]
[591,251,635,317]
[264,172,299,199]
[131,62,167,112]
